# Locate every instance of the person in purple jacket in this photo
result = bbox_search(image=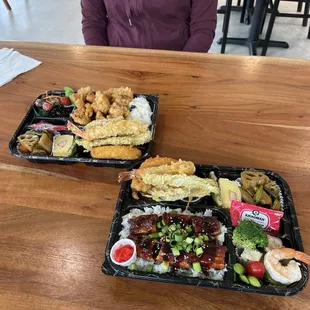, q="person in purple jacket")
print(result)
[81,0,217,53]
